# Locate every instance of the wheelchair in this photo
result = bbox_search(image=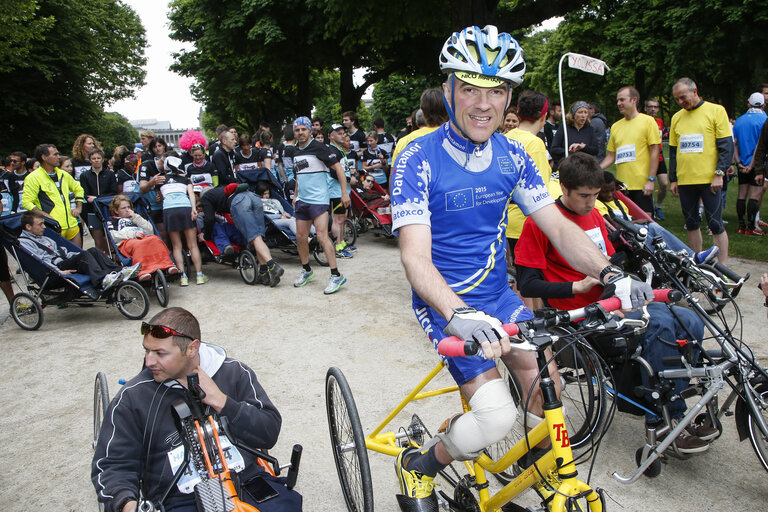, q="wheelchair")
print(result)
[93,371,303,512]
